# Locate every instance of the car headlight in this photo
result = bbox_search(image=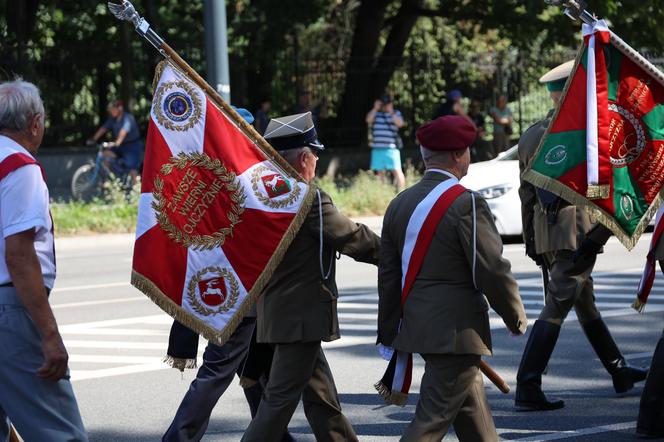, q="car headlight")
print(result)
[478,184,513,199]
